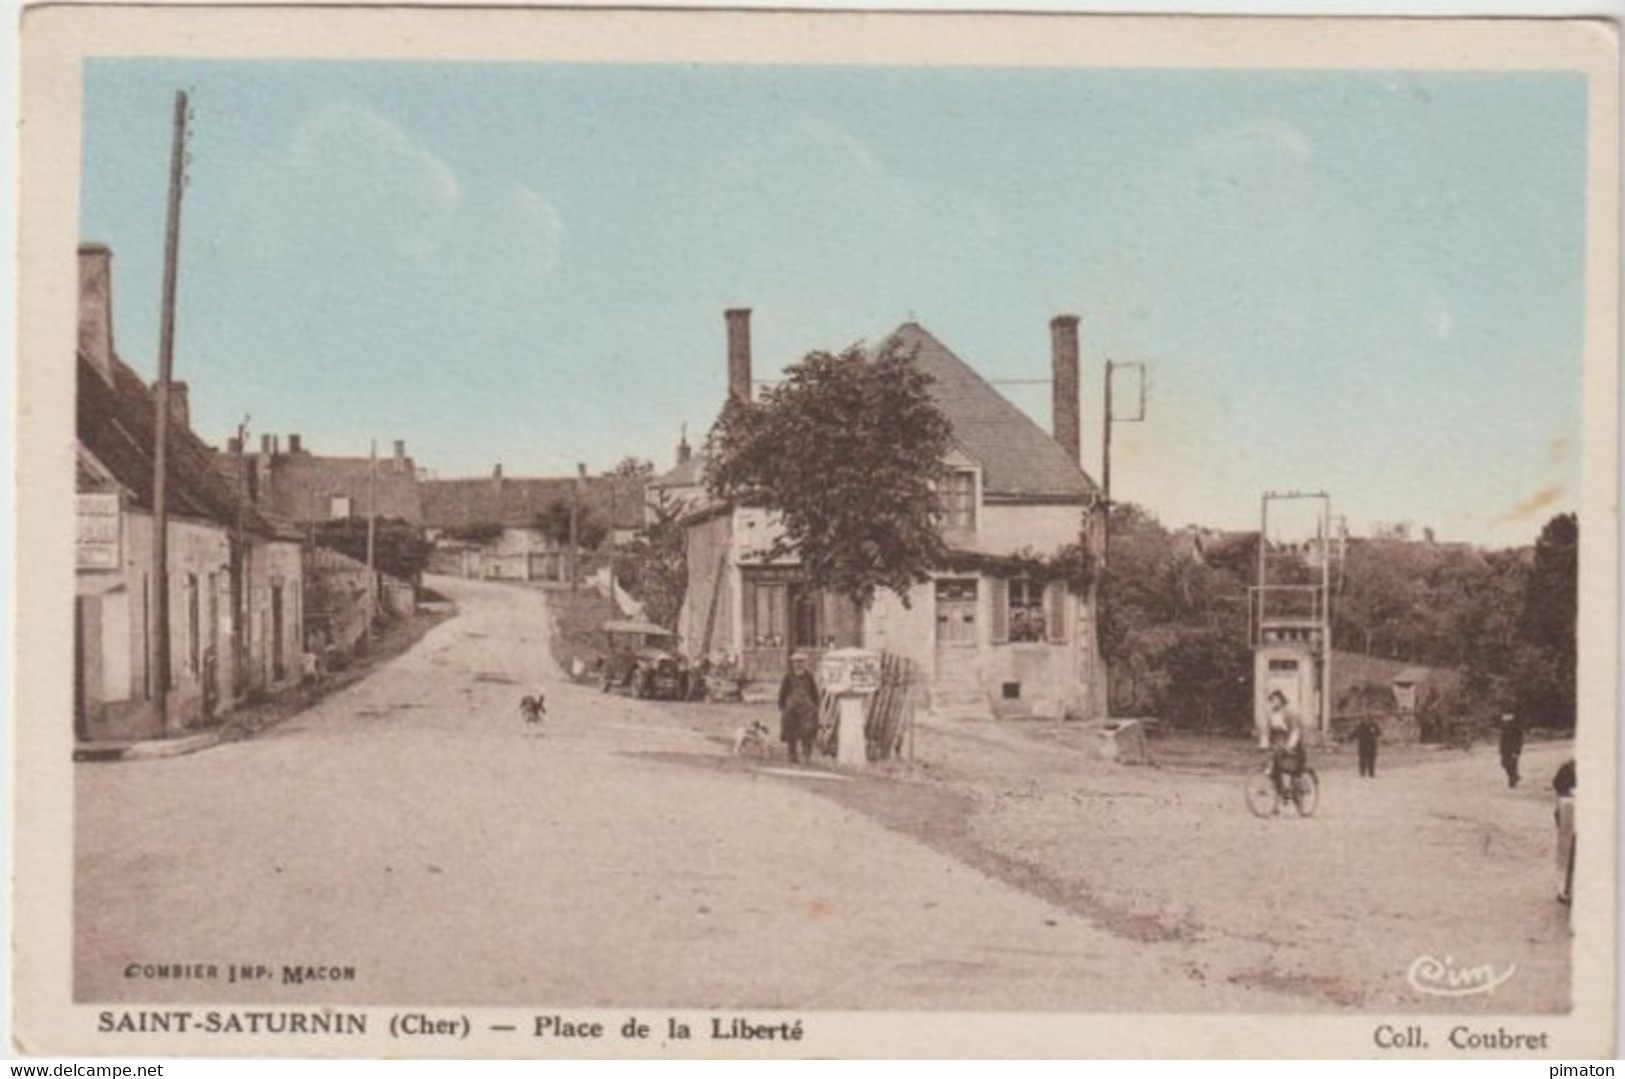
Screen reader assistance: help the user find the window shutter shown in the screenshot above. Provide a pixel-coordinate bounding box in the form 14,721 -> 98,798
990,577 -> 1009,644
741,581 -> 758,647
1047,581 -> 1067,644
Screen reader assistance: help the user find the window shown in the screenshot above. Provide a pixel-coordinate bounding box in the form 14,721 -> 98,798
935,579 -> 978,645
939,470 -> 976,532
329,495 -> 353,519
742,579 -> 788,649
991,579 -> 1068,644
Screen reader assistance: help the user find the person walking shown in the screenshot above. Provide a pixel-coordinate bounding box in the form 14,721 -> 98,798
778,653 -> 820,764
1352,717 -> 1381,778
1497,712 -> 1525,788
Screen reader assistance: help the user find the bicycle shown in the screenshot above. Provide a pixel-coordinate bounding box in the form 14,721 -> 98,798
1245,755 -> 1319,818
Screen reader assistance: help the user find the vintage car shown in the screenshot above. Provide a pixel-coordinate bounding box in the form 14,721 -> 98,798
599,620 -> 692,701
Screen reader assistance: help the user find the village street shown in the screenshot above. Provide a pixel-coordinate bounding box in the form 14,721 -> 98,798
75,575 -> 1572,1015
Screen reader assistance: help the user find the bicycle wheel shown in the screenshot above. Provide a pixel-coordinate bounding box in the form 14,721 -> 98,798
1245,770 -> 1280,817
1292,769 -> 1319,817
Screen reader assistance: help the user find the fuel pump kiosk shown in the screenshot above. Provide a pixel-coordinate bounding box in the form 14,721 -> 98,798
818,647 -> 881,768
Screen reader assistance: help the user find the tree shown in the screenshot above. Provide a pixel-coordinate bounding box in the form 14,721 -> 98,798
1513,513 -> 1578,728
616,491 -> 688,629
311,517 -> 433,584
533,497 -> 608,551
704,340 -> 954,608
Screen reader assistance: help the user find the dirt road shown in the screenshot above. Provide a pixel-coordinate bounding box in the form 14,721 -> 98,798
77,575 -> 1293,1011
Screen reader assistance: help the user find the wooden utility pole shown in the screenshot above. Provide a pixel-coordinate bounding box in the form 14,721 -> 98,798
570,463 -> 584,592
1099,359 -> 1146,718
367,439 -> 378,571
150,89 -> 189,735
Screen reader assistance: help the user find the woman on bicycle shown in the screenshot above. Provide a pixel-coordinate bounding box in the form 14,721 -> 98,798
1265,690 -> 1307,797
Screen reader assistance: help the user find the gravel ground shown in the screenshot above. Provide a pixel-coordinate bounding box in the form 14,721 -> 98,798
663,699 -> 1575,1013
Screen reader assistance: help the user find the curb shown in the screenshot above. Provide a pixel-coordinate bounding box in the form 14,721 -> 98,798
73,729 -> 228,763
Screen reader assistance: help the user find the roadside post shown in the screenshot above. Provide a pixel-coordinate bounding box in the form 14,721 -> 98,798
818,648 -> 881,768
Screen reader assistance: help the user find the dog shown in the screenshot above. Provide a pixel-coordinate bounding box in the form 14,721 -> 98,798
520,694 -> 547,726
731,719 -> 771,759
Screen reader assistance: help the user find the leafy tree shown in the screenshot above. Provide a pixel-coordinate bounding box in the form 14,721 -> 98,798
615,491 -> 688,629
533,497 -> 608,551
704,340 -> 953,608
441,521 -> 506,545
311,517 -> 433,584
1513,513 -> 1578,728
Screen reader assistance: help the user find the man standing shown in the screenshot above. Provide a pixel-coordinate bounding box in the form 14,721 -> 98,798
778,653 -> 820,764
1498,712 -> 1525,788
1352,717 -> 1381,778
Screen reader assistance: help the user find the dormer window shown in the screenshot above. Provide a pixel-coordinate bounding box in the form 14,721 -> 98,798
940,469 -> 976,532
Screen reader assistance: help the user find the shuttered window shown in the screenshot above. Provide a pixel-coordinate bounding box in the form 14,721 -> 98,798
989,578 -> 1009,643
1046,581 -> 1068,644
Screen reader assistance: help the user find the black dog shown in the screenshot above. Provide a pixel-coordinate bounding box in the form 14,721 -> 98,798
520,694 -> 547,726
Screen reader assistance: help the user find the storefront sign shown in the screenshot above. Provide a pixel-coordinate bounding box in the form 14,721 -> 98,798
819,648 -> 881,694
76,494 -> 121,570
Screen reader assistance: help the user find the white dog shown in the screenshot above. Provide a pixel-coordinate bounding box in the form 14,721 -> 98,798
731,719 -> 771,759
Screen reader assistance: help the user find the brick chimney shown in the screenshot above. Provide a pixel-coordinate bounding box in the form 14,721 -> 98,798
393,440 -> 406,474
260,434 -> 273,456
288,433 -> 303,455
726,308 -> 752,404
77,244 -> 116,384
1050,315 -> 1081,466
163,380 -> 190,430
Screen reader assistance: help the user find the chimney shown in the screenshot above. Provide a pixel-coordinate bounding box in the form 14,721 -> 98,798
492,463 -> 503,480
227,436 -> 242,455
260,434 -> 273,456
288,433 -> 302,455
161,380 -> 190,430
393,440 -> 406,473
1050,314 -> 1081,466
77,244 -> 116,384
725,308 -> 752,404
271,435 -> 281,456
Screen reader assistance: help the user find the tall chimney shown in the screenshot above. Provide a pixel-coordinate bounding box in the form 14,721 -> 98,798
77,244 -> 116,383
492,463 -> 503,480
260,434 -> 273,456
725,308 -> 752,405
1050,315 -> 1081,465
159,380 -> 190,430
288,433 -> 303,455
393,440 -> 406,473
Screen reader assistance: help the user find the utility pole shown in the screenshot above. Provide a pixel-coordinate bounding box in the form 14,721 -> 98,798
150,89 -> 190,736
570,463 -> 584,592
367,439 -> 378,572
366,439 -> 378,639
1099,359 -> 1146,718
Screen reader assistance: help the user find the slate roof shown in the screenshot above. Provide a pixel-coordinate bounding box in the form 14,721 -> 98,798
256,452 -> 425,525
881,323 -> 1097,503
76,351 -> 275,534
420,475 -> 646,531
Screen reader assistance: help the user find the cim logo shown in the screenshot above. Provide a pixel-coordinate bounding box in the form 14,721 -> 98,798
1407,955 -> 1516,998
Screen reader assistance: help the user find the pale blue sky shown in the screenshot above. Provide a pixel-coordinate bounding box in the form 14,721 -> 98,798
80,61 -> 1587,545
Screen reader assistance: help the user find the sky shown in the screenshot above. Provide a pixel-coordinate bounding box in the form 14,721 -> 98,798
79,60 -> 1589,546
